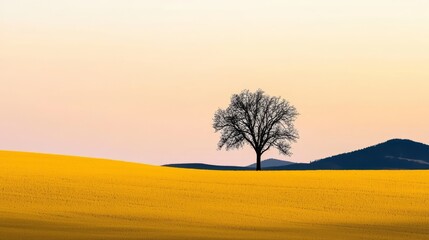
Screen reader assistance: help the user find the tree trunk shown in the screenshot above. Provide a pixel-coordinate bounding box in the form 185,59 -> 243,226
256,152 -> 262,171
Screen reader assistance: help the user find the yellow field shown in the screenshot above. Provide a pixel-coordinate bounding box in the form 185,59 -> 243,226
0,151 -> 428,240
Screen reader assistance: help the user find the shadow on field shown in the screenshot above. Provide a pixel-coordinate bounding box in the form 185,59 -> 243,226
1,214 -> 428,240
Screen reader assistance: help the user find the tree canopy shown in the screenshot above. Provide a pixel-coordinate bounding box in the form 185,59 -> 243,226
213,89 -> 299,170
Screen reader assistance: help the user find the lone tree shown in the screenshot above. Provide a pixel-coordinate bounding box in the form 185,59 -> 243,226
213,89 -> 299,170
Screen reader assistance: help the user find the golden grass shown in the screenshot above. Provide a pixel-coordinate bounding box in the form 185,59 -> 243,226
0,151 -> 428,240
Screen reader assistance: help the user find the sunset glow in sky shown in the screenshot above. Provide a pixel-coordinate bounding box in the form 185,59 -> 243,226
1,1 -> 429,165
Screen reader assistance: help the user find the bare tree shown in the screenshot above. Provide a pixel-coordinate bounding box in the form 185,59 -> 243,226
213,89 -> 299,170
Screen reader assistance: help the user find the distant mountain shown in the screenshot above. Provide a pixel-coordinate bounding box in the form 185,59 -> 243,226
164,158 -> 294,170
164,139 -> 429,171
272,139 -> 429,170
247,158 -> 294,169
163,163 -> 248,170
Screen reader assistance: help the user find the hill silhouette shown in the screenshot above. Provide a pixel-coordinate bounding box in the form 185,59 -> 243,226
165,139 -> 429,170
164,159 -> 293,170
272,139 -> 429,170
247,158 -> 294,168
163,163 -> 248,170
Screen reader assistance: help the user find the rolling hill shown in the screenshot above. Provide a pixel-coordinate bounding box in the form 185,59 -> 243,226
274,139 -> 429,170
166,139 -> 429,170
1,150 -> 429,239
246,158 -> 295,168
164,158 -> 294,170
163,163 -> 248,170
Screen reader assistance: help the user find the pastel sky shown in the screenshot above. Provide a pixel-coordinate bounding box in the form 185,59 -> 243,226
1,1 -> 428,166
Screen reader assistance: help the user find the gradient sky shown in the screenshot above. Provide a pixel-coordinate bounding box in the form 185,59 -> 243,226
1,1 -> 428,166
